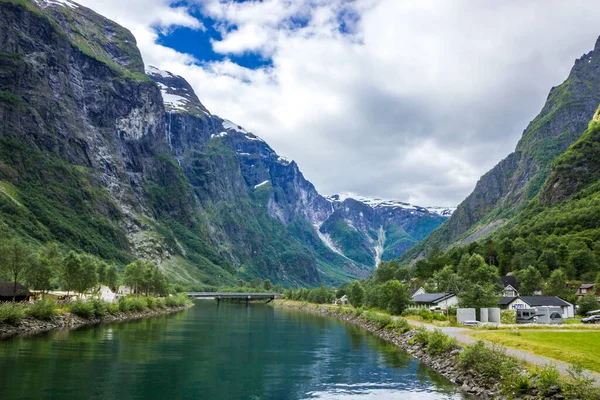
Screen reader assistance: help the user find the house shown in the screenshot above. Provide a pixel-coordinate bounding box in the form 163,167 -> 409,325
118,286 -> 133,295
499,276 -> 520,297
412,293 -> 458,310
411,287 -> 426,297
98,285 -> 116,303
498,296 -> 575,318
0,281 -> 31,302
576,284 -> 599,300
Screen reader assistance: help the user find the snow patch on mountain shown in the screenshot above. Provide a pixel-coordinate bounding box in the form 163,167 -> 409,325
254,180 -> 270,189
36,0 -> 78,9
326,193 -> 455,217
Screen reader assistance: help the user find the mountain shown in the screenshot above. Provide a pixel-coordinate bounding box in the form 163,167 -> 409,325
399,36 -> 600,264
0,0 -> 450,287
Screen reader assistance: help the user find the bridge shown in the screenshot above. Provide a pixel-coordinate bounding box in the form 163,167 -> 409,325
186,292 -> 282,304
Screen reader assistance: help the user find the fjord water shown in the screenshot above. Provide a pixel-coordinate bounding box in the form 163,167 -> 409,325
0,302 -> 465,400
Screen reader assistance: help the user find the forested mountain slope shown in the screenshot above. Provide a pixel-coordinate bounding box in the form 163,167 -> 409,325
0,0 -> 449,287
400,36 -> 600,264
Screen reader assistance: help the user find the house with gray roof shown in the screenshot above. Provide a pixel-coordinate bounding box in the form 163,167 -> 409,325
412,293 -> 458,310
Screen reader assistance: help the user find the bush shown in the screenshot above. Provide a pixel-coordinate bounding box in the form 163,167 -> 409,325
26,299 -> 57,320
146,297 -> 157,310
426,329 -> 458,356
389,318 -> 411,333
353,306 -> 364,317
129,297 -> 148,312
412,326 -> 430,346
419,308 -> 434,322
502,371 -> 532,397
501,310 -> 516,324
562,362 -> 600,400
0,302 -> 26,325
107,302 -> 120,315
118,296 -> 131,312
155,298 -> 166,309
70,299 -> 95,319
90,298 -> 107,317
363,311 -> 393,329
458,341 -> 520,382
536,365 -> 561,397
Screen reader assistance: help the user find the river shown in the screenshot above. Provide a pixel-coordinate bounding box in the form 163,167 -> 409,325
0,301 -> 466,399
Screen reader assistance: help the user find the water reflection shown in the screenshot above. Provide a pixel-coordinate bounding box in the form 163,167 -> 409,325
0,302 -> 466,400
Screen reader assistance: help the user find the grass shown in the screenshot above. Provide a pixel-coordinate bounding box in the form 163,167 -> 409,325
470,331 -> 600,373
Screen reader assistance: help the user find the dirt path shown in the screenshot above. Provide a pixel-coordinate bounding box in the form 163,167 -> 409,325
405,319 -> 600,385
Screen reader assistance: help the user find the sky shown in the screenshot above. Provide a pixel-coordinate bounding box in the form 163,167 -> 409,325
75,0 -> 600,207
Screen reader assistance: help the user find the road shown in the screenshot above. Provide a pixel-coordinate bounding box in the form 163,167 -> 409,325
405,319 -> 600,385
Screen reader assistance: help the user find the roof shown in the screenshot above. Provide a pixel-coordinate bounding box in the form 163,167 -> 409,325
500,276 -> 520,290
413,293 -> 455,304
0,281 -> 31,297
520,296 -> 572,307
579,283 -> 595,290
498,296 -> 518,306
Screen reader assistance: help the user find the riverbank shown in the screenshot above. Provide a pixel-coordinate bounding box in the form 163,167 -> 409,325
0,303 -> 193,340
274,300 -> 600,400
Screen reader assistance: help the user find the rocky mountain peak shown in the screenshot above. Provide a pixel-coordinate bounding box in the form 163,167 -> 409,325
146,66 -> 210,117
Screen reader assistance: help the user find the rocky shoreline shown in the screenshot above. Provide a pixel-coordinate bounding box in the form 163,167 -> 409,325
0,304 -> 193,340
275,301 -> 506,399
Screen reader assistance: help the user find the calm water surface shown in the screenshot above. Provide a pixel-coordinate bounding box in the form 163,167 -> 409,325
0,301 -> 466,400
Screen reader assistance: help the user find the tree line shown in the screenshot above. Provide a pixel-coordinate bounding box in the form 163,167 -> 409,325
0,239 -> 171,302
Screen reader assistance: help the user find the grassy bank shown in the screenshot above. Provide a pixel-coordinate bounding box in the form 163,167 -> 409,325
0,293 -> 192,325
470,331 -> 600,374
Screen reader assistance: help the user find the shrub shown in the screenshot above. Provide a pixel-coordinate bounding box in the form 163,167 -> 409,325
389,318 -> 411,333
129,297 -> 148,312
419,308 -> 434,322
0,302 -> 26,325
155,298 -> 166,309
458,341 -> 520,382
107,302 -> 120,315
432,313 -> 448,321
26,299 -> 57,320
535,365 -> 561,397
412,326 -> 430,346
146,297 -> 157,310
70,299 -> 95,319
501,310 -> 516,324
501,371 -> 532,397
562,362 -> 600,400
90,298 -> 107,317
118,296 -> 131,312
426,329 -> 458,356
363,311 -> 393,329
353,306 -> 364,317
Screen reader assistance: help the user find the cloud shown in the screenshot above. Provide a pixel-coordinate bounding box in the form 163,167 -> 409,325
76,0 -> 600,206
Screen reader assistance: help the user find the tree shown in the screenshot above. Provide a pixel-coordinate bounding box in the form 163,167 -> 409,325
374,261 -> 397,283
336,283 -> 348,298
578,294 -> 600,316
515,266 -> 544,296
545,269 -> 570,298
123,259 -> 148,294
106,265 -> 119,291
77,254 -> 99,295
381,280 -> 410,315
0,240 -> 35,302
263,279 -> 272,291
595,271 -> 600,288
569,248 -> 595,279
431,265 -> 460,293
61,251 -> 82,295
458,283 -> 499,309
347,281 -> 365,307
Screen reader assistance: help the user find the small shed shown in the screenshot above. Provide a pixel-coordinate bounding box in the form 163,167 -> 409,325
412,293 -> 458,310
0,281 -> 31,302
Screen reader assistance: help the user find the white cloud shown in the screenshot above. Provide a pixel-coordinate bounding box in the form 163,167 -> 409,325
76,0 -> 600,206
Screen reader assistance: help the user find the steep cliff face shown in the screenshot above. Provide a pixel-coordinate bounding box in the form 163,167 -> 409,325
0,0 -> 449,287
399,36 -> 600,263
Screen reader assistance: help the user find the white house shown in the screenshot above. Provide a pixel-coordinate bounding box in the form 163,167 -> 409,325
499,296 -> 575,318
412,293 -> 458,310
411,287 -> 426,297
499,276 -> 520,297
